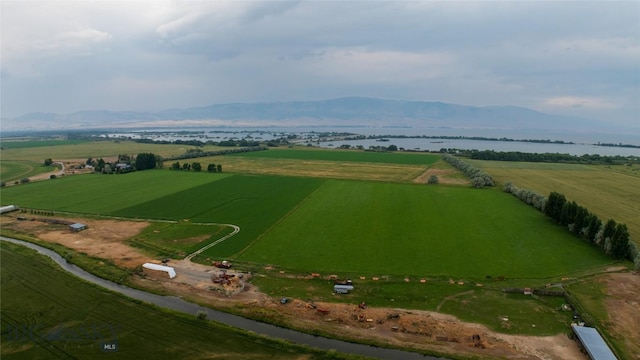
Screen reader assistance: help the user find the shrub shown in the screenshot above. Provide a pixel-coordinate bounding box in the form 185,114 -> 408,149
196,310 -> 208,321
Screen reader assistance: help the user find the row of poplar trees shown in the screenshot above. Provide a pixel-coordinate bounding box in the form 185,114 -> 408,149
545,192 -> 631,261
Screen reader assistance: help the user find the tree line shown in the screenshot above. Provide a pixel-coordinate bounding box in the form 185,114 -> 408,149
503,184 -> 638,267
344,134 -> 575,144
134,138 -> 277,148
442,149 -> 639,165
164,146 -> 268,161
170,161 -> 222,173
442,154 -> 495,188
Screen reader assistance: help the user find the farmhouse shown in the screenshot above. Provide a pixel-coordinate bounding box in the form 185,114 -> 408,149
69,223 -> 88,232
142,263 -> 176,279
572,325 -> 617,360
0,205 -> 20,214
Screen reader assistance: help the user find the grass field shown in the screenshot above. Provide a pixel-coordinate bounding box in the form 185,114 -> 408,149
0,171 -> 614,278
0,161 -> 57,183
471,160 -> 640,244
0,140 -> 88,149
231,148 -> 440,165
0,242 -> 359,360
0,170 -> 232,214
113,174 -> 325,257
127,222 -> 234,258
236,180 -> 613,278
0,140 -> 219,162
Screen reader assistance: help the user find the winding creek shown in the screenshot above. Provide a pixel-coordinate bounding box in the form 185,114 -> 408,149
1,236 -> 442,360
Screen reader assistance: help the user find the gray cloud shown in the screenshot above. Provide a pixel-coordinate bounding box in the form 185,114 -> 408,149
1,1 -> 638,127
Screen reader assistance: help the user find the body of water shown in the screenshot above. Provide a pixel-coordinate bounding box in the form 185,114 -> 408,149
101,126 -> 640,157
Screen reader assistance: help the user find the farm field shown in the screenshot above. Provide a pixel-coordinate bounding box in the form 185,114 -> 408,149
0,242 -> 358,360
471,160 -> 640,245
1,143 -> 636,358
230,147 -> 441,165
0,139 -> 88,149
205,155 -> 428,182
236,179 -> 613,278
0,140 -> 226,162
0,170 -> 614,278
0,170 -> 232,215
0,160 -> 57,183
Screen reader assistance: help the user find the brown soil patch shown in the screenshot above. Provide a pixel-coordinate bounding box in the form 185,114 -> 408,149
2,215 -> 151,269
600,272 -> 640,359
413,168 -> 469,185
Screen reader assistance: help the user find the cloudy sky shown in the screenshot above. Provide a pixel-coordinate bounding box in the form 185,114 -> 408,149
1,1 -> 638,126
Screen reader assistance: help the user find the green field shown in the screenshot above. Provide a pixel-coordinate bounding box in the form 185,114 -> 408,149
0,170 -> 231,214
0,140 -> 217,161
127,222 -> 234,258
0,242 -> 360,360
236,179 -> 612,278
231,148 -> 440,165
0,170 -> 613,278
0,139 -> 88,149
471,160 -> 640,244
0,161 -> 57,183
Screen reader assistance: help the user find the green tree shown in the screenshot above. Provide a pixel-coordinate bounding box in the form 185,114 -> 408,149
207,164 -> 217,172
192,162 -> 202,172
171,161 -> 181,170
217,164 -> 222,173
610,223 -> 630,260
182,163 -> 191,171
427,175 -> 439,184
135,153 -> 158,170
601,219 -> 617,252
44,158 -> 53,166
584,214 -> 602,244
545,192 -> 566,223
96,158 -> 106,172
471,177 -> 484,188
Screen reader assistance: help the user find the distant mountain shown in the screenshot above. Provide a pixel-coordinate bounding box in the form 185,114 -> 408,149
1,97 -> 610,131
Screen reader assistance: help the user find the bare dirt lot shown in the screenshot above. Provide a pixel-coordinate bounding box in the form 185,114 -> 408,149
600,272 -> 640,359
1,214 -> 593,359
2,215 -> 151,268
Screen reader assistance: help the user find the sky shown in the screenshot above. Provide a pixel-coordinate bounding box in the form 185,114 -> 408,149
1,1 -> 639,127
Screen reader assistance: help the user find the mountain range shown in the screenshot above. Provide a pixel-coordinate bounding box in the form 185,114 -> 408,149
1,97 -> 612,132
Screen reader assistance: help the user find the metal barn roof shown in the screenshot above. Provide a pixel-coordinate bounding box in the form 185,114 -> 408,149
572,325 -> 617,360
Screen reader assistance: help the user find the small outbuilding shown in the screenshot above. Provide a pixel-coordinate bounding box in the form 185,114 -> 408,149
0,205 -> 19,214
69,223 -> 88,232
142,263 -> 176,279
572,325 -> 617,360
